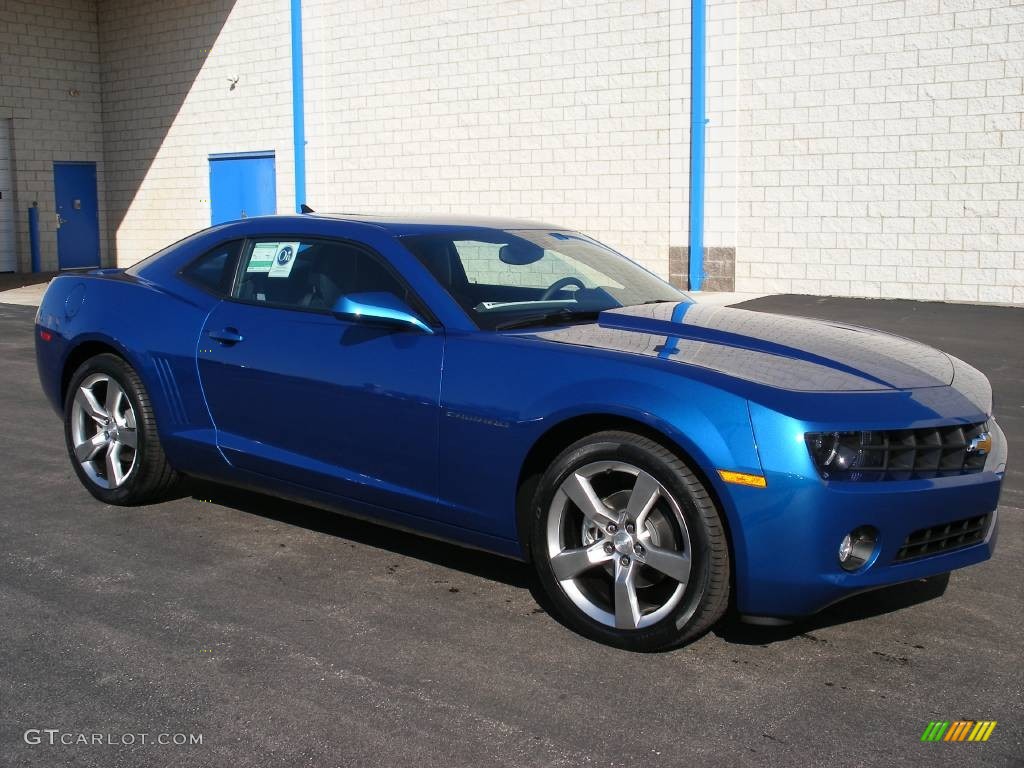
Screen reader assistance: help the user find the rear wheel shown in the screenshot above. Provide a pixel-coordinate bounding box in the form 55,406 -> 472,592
64,353 -> 178,505
530,431 -> 730,651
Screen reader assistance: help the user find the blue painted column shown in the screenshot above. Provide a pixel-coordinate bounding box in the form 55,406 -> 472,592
290,0 -> 307,213
688,0 -> 707,291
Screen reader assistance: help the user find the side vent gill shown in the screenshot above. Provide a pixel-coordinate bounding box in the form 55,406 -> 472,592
152,356 -> 187,426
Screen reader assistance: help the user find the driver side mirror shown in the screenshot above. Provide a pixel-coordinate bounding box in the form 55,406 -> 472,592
332,292 -> 434,334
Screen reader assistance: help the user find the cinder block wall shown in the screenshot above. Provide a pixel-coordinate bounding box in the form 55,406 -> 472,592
0,0 -> 106,271
302,0 -> 679,276
98,0 -> 295,267
709,0 -> 1024,303
7,0 -> 1020,304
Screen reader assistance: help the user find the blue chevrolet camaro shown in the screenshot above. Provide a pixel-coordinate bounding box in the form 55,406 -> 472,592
35,214 -> 1007,650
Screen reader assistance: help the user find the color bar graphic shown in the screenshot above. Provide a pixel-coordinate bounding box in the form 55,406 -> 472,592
921,720 -> 996,742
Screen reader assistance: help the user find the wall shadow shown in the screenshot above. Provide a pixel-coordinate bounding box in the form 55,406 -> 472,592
98,0 -> 237,265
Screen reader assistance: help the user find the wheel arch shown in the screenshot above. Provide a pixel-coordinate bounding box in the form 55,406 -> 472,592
514,412 -> 736,573
60,338 -> 133,414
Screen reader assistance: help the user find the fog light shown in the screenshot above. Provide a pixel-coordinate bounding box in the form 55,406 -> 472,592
838,526 -> 878,571
838,535 -> 853,562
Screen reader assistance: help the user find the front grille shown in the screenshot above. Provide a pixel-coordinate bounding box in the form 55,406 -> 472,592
805,422 -> 990,481
894,514 -> 990,562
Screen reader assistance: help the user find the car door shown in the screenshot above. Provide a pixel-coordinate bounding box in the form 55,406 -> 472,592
196,236 -> 444,518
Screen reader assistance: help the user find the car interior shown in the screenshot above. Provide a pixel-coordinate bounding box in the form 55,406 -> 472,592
235,241 -> 412,311
409,237 -> 596,309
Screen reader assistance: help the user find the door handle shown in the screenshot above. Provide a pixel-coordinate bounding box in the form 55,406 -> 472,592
208,327 -> 244,344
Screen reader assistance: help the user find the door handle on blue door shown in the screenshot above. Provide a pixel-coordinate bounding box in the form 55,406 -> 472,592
208,328 -> 244,344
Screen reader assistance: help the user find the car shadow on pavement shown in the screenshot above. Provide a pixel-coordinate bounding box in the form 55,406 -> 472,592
186,479 -> 535,590
713,572 -> 951,645
184,479 -> 640,644
185,479 -> 952,650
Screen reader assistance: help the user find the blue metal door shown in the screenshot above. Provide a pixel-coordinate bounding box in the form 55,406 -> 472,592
53,162 -> 100,269
209,152 -> 276,224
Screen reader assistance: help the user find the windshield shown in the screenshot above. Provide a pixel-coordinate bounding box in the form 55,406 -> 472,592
401,229 -> 686,330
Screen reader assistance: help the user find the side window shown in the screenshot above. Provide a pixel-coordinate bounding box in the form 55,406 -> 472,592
232,238 -> 414,312
180,240 -> 243,295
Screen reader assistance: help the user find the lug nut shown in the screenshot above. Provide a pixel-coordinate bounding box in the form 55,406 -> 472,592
620,556 -> 631,567
633,543 -> 644,555
606,523 -> 617,534
603,543 -> 614,555
625,522 -> 635,534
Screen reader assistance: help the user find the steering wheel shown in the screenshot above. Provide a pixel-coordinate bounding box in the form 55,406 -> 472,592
540,277 -> 585,301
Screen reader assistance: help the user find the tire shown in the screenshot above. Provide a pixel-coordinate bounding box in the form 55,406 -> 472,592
529,431 -> 730,651
63,353 -> 179,505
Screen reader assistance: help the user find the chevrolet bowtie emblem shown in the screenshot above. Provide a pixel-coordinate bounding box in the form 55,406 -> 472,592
966,433 -> 992,456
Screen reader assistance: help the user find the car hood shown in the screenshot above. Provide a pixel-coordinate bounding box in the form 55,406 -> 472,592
530,302 -> 954,392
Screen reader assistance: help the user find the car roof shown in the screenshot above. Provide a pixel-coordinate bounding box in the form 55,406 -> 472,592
315,212 -> 567,232
209,212 -> 570,237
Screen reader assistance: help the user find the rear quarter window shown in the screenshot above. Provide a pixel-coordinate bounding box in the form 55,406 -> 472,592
180,241 -> 243,295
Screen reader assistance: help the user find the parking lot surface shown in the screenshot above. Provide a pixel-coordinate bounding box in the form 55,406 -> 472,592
1,296 -> 1021,767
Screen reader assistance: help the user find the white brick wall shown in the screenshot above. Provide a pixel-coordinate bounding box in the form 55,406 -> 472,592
4,0 -> 1021,303
709,0 -> 1024,303
98,0 -> 295,266
302,0 -> 676,274
0,0 -> 106,271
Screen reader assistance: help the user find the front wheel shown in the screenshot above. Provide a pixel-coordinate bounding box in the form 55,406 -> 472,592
63,353 -> 179,505
530,431 -> 730,651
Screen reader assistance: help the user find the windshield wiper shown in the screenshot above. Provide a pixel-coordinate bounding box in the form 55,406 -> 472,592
494,309 -> 601,331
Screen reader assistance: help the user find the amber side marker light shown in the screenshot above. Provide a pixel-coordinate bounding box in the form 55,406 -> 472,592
718,470 -> 767,488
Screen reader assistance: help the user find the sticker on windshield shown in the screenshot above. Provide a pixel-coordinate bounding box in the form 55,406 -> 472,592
267,242 -> 300,278
246,242 -> 278,273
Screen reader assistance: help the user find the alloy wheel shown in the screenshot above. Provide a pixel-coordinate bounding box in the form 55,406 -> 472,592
70,373 -> 139,489
545,461 -> 693,630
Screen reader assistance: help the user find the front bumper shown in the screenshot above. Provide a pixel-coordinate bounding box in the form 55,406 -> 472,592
728,406 -> 1006,618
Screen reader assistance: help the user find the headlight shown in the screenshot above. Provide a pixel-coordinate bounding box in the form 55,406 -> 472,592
805,431 -> 887,480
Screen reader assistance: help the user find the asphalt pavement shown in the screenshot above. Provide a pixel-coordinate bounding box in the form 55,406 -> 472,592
1,296 -> 1021,768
